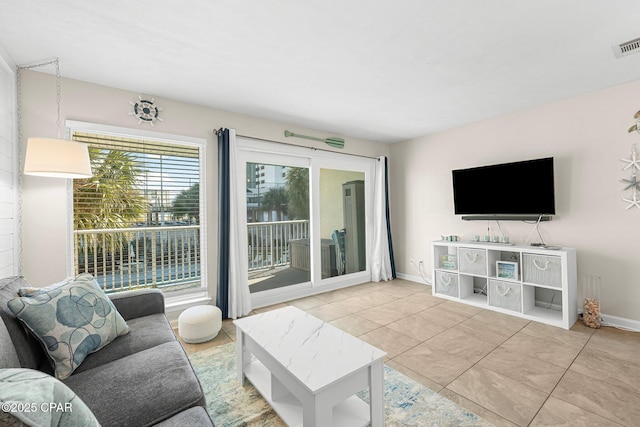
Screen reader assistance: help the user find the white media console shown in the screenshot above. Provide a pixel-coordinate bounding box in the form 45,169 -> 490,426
432,241 -> 577,329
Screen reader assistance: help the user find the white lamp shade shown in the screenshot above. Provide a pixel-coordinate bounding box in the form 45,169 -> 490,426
24,137 -> 92,178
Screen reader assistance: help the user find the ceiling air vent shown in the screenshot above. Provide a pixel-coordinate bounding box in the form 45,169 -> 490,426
613,37 -> 640,58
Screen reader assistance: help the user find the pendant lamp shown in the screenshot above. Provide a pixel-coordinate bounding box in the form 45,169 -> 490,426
21,58 -> 92,179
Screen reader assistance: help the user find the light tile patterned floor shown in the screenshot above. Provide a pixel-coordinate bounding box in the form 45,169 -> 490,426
177,279 -> 640,427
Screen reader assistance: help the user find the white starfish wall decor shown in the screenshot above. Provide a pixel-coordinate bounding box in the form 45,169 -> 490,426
623,191 -> 640,210
623,115 -> 640,211
620,144 -> 640,171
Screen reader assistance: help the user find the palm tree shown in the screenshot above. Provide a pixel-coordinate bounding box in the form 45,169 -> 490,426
285,167 -> 309,220
261,187 -> 288,221
172,183 -> 199,222
73,148 -> 148,269
74,148 -> 148,230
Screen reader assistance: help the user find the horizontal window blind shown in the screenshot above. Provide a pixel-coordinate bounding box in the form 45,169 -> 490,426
72,132 -> 200,229
72,131 -> 203,294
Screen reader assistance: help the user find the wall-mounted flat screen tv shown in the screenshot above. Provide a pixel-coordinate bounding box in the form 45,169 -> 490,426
452,157 -> 556,216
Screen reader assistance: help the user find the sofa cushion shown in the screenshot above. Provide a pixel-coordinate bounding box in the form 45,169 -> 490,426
0,316 -> 20,369
108,289 -> 166,321
0,368 -> 100,427
63,341 -> 205,427
7,274 -> 129,379
0,276 -> 46,370
73,313 -> 177,374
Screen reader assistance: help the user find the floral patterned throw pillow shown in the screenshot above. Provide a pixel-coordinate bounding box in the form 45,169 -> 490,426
7,274 -> 129,379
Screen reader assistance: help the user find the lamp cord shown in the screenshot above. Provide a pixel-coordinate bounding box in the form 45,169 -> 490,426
15,57 -> 61,274
16,67 -> 23,275
54,60 -> 61,139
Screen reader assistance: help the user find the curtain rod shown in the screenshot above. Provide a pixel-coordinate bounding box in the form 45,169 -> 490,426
214,129 -> 380,161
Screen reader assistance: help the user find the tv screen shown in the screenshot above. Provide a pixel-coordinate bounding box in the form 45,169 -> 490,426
452,157 -> 556,216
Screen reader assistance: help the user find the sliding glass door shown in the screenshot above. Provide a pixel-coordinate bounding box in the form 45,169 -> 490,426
237,138 -> 374,306
237,149 -> 312,297
246,160 -> 311,294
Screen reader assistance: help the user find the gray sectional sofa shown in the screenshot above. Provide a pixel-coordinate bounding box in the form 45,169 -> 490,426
0,276 -> 214,426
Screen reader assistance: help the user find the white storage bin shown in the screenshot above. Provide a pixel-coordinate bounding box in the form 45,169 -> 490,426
522,254 -> 562,288
459,248 -> 487,276
435,271 -> 459,297
489,280 -> 522,312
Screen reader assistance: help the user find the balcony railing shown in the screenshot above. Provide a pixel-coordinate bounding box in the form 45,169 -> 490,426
75,221 -> 308,292
248,220 -> 309,271
74,225 -> 201,293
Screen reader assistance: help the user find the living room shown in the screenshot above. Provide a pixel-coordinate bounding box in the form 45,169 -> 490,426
1,2 -> 640,427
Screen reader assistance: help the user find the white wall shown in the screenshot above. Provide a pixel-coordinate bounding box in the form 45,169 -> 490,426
19,70 -> 390,303
0,48 -> 17,278
390,79 -> 640,322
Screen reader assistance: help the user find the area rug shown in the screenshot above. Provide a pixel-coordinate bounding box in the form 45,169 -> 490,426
189,342 -> 493,427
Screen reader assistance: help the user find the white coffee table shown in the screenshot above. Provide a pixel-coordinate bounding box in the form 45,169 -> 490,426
233,306 -> 386,427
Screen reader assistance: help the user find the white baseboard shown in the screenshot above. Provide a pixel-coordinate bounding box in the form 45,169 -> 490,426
601,313 -> 640,332
396,272 -> 431,285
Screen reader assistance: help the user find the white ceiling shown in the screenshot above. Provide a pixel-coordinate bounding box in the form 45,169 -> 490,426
1,1 -> 640,143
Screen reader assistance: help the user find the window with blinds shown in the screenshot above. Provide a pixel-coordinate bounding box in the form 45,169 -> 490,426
71,131 -> 204,295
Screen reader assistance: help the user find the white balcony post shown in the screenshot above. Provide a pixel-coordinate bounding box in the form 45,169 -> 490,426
269,223 -> 274,270
151,230 -> 157,285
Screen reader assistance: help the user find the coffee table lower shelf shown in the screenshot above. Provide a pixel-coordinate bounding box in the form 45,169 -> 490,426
244,360 -> 370,427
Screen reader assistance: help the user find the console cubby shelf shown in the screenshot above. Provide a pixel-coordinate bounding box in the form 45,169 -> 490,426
432,241 -> 577,329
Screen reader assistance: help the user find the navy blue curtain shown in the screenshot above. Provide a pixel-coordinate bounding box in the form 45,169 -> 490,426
217,128 -> 230,319
384,157 -> 397,278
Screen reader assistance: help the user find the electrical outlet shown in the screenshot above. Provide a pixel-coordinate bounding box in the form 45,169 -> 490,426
410,258 -> 414,265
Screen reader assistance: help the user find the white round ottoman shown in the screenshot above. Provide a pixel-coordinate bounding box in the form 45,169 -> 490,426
178,305 -> 222,343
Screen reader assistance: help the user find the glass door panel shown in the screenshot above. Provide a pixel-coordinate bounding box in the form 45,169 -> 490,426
319,168 -> 366,278
246,162 -> 311,293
